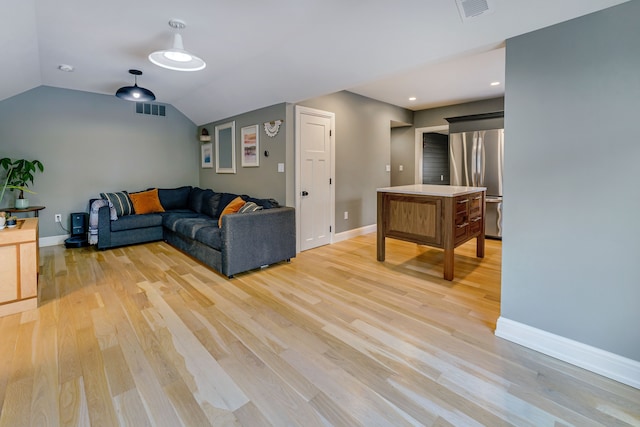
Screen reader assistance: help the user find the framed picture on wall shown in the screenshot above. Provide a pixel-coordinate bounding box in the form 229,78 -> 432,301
215,121 -> 236,173
241,124 -> 259,167
201,143 -> 213,168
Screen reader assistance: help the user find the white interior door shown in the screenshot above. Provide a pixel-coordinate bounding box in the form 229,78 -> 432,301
296,107 -> 334,251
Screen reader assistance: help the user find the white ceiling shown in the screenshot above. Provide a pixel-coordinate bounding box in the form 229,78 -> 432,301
0,0 -> 629,125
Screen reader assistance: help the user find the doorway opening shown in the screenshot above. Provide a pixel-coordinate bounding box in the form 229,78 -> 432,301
414,125 -> 449,184
422,132 -> 450,185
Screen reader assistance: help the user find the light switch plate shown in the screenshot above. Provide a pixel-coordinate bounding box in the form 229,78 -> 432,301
278,163 -> 285,173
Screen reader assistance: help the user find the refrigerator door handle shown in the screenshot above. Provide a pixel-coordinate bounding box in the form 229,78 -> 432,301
497,201 -> 502,236
479,134 -> 486,187
471,133 -> 478,187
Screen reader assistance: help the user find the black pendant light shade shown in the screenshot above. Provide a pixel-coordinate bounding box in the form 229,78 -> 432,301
115,69 -> 156,102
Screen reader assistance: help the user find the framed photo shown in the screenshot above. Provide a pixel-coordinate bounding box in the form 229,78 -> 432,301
241,124 -> 259,167
215,121 -> 236,174
201,143 -> 213,168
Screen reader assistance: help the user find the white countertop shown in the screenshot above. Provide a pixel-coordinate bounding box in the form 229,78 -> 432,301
377,184 -> 486,197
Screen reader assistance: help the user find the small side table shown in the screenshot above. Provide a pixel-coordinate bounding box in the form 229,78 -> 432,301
1,206 -> 46,218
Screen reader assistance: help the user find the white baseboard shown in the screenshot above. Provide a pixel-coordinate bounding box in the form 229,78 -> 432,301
334,224 -> 376,243
39,234 -> 69,247
495,317 -> 640,390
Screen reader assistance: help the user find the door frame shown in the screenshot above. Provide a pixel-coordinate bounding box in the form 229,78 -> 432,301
295,105 -> 336,252
414,125 -> 449,184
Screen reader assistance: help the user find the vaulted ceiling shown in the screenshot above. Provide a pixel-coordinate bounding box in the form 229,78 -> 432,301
0,0 -> 628,125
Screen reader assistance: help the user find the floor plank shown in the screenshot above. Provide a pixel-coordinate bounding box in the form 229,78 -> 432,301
0,235 -> 637,426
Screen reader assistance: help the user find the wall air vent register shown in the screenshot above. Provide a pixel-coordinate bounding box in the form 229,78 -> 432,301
136,103 -> 166,117
455,0 -> 493,22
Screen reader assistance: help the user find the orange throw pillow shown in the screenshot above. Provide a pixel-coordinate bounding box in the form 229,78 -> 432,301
218,196 -> 246,227
129,188 -> 165,214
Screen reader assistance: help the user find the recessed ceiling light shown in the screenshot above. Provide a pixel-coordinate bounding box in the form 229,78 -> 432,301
490,81 -> 501,86
58,64 -> 74,72
408,97 -> 417,101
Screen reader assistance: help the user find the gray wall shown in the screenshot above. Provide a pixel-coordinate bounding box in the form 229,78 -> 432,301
198,103 -> 288,205
298,91 -> 413,233
390,98 -> 505,186
390,126 -> 415,186
502,1 -> 640,361
0,86 -> 198,238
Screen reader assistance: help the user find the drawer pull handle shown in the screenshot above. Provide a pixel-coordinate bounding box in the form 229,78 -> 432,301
471,217 -> 482,222
456,222 -> 469,229
474,196 -> 482,200
457,199 -> 469,204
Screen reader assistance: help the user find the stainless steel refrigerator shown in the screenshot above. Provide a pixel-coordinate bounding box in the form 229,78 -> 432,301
449,129 -> 504,238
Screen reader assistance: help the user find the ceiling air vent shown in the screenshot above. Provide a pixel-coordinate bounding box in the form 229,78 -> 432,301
455,0 -> 493,22
136,102 -> 166,117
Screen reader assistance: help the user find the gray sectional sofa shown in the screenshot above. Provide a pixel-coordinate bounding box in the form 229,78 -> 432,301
94,186 -> 296,277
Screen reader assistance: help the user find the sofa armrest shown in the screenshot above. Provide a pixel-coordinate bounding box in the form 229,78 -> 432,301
221,207 -> 296,277
97,205 -> 112,249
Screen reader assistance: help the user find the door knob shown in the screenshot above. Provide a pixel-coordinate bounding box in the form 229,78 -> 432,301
301,191 -> 309,196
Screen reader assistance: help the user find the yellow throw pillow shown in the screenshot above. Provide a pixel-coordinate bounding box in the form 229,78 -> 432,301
129,188 -> 165,215
218,196 -> 246,227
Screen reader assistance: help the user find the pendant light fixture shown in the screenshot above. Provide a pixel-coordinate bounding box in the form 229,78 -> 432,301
148,19 -> 206,72
115,69 -> 156,102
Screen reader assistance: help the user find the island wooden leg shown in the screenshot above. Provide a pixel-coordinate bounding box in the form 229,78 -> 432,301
476,233 -> 485,258
444,248 -> 454,281
377,231 -> 385,261
377,193 -> 385,261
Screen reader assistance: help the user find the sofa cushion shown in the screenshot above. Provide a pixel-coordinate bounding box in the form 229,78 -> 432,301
129,188 -> 165,214
100,191 -> 133,217
162,211 -> 204,232
194,226 -> 222,251
218,196 -> 246,227
215,193 -> 240,217
158,186 -> 192,210
188,187 -> 207,213
174,217 -> 217,239
110,213 -> 163,232
201,191 -> 222,218
238,201 -> 263,213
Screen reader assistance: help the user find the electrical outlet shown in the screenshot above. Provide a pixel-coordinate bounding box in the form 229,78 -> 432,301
344,211 -> 348,220
55,214 -> 62,223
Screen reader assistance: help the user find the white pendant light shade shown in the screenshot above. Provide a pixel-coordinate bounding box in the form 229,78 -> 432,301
149,20 -> 206,72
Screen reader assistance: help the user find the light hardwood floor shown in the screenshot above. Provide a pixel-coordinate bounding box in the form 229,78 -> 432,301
0,235 -> 638,426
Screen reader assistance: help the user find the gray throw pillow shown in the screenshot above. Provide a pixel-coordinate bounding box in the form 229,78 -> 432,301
100,191 -> 133,216
238,201 -> 263,213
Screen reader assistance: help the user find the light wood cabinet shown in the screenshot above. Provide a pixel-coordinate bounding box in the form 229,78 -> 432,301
378,186 -> 485,281
0,218 -> 39,317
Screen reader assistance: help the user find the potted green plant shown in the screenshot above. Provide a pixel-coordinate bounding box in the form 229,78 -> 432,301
0,166 -> 26,222
0,157 -> 44,209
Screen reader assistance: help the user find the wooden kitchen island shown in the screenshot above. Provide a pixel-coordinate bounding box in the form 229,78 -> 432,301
377,184 -> 486,281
